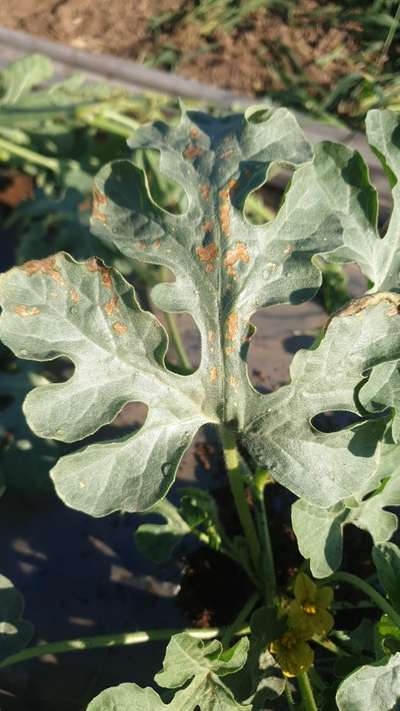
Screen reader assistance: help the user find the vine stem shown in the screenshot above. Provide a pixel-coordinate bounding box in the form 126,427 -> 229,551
297,671 -> 318,711
0,625 -> 250,670
329,572 -> 400,628
219,425 -> 261,573
285,682 -> 295,709
0,137 -> 60,172
252,469 -> 277,605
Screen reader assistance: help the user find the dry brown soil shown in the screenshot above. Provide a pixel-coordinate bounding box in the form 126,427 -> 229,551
0,0 -> 363,97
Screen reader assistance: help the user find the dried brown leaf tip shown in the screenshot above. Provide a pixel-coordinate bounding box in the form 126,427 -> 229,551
337,293 -> 400,318
224,242 -> 250,277
22,256 -> 65,287
92,186 -> 108,224
112,322 -> 128,336
14,305 -> 40,317
196,243 -> 218,273
86,258 -> 112,289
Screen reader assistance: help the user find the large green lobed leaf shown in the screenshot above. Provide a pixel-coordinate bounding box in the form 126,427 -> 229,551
1,107 -> 400,515
87,633 -> 250,710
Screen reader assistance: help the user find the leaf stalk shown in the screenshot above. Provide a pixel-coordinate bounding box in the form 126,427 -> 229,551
219,425 -> 261,575
0,625 -> 250,670
297,670 -> 318,711
329,571 -> 400,628
252,469 -> 277,605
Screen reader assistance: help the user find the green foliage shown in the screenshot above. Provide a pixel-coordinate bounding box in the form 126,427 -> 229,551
292,464 -> 400,578
3,106 -> 400,519
373,542 -> 400,614
135,498 -> 191,563
87,634 -> 250,710
336,652 -> 400,711
3,92 -> 400,709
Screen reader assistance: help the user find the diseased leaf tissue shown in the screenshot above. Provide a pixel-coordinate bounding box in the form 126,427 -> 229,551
0,106 -> 400,518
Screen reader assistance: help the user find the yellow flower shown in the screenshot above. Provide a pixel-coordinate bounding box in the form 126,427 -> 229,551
287,573 -> 334,638
269,629 -> 314,677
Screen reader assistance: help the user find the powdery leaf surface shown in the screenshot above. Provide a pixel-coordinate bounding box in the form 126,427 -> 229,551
1,108 -> 400,514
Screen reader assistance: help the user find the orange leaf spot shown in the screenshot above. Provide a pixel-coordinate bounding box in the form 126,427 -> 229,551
104,296 -> 119,316
22,256 -> 65,287
224,242 -> 250,277
196,243 -> 218,272
14,305 -> 40,317
92,186 -> 107,224
209,367 -> 218,383
112,322 -> 128,336
226,312 -> 238,341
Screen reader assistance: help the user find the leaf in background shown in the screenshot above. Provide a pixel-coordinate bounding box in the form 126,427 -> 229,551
373,542 -> 400,614
135,498 -> 190,563
0,55 -> 125,128
87,633 -> 250,710
359,360 -> 400,443
377,615 -> 400,655
0,574 -> 33,663
179,487 -> 224,550
12,188 -> 132,274
227,606 -> 286,708
292,451 -> 400,578
0,54 -> 53,106
2,109 -> 400,514
336,653 -> 400,711
300,109 -> 400,292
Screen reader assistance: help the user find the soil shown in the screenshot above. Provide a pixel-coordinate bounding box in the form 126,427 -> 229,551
0,0 -> 365,100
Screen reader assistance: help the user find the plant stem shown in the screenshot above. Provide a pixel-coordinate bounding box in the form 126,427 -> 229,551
0,137 -> 60,172
221,592 -> 260,648
297,671 -> 318,711
82,114 -> 132,138
0,625 -> 250,670
329,572 -> 400,628
252,469 -> 277,605
219,425 -> 261,573
285,682 -> 295,709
